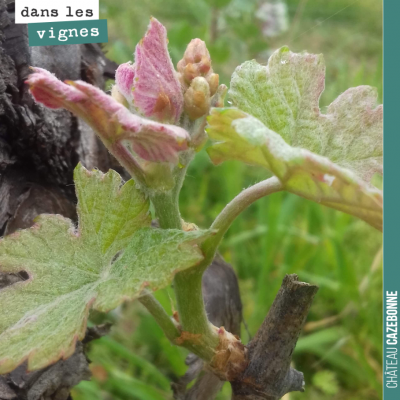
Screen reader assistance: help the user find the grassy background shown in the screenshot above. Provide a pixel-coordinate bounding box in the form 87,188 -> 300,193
72,1 -> 383,399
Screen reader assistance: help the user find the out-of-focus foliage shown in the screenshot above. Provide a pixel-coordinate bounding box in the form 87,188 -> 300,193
73,1 -> 382,399
100,0 -> 290,85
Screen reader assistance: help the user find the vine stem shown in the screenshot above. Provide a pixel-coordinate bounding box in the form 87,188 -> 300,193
198,176 -> 283,272
150,158 -> 220,361
138,292 -> 180,342
151,190 -> 182,230
149,172 -> 283,363
106,113 -> 285,368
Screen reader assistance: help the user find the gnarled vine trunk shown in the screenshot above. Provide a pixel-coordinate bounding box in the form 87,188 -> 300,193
0,2 -> 117,398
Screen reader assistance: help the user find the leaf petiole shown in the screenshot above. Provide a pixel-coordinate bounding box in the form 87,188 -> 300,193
199,176 -> 283,273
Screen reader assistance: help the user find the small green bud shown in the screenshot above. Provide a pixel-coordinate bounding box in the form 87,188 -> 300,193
207,73 -> 219,97
184,77 -> 211,120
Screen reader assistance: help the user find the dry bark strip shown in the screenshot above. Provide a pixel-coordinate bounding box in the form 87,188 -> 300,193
231,275 -> 318,400
176,275 -> 318,400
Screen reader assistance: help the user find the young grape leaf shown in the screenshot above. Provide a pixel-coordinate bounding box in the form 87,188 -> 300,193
0,164 -> 211,374
207,108 -> 382,230
27,68 -> 189,164
228,47 -> 383,183
116,17 -> 184,124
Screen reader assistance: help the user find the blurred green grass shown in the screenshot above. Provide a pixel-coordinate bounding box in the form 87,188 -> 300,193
72,1 -> 383,399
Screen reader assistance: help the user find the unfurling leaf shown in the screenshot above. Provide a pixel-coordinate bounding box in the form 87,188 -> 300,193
116,17 -> 184,124
207,108 -> 382,230
27,68 -> 189,164
0,164 -> 212,373
229,47 -> 383,183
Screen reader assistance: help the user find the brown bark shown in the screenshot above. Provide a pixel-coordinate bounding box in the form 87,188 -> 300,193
0,1 -> 118,398
231,275 -> 318,400
0,0 -> 119,239
175,275 -> 318,400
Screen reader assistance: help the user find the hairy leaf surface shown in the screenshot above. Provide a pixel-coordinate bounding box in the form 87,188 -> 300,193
207,108 -> 382,230
116,17 -> 184,124
27,68 -> 189,164
0,164 -> 211,373
229,47 -> 383,183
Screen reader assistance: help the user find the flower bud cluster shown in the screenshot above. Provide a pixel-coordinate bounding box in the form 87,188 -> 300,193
178,39 -> 220,120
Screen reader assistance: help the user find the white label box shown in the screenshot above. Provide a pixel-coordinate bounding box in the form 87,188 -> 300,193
15,0 -> 99,24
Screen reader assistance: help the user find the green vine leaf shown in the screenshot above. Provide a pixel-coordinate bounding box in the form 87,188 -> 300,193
206,47 -> 383,230
0,164 -> 211,373
228,47 -> 383,183
207,108 -> 382,230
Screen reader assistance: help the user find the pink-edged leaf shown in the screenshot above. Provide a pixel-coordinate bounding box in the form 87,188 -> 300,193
0,164 -> 213,373
207,109 -> 383,231
132,17 -> 183,123
27,68 -> 189,164
229,47 -> 383,184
